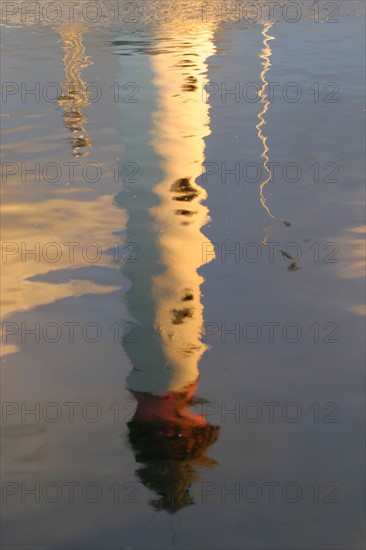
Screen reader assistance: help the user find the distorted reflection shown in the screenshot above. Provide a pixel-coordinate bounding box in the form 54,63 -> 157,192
0,195 -> 123,356
1,18 -> 125,356
121,25 -> 220,512
57,23 -> 92,157
128,383 -> 219,512
257,23 -> 291,245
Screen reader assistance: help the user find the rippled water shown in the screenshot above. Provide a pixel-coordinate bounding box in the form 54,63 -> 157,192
1,1 -> 365,549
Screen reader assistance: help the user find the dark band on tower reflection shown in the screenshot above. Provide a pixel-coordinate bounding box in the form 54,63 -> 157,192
117,26 -> 221,513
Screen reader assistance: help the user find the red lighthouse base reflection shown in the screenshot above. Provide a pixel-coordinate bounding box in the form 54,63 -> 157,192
127,382 -> 220,513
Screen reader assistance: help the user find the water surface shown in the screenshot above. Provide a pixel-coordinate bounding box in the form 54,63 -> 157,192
1,2 -> 365,548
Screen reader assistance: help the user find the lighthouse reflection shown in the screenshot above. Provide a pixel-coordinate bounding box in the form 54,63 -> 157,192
119,24 -> 220,513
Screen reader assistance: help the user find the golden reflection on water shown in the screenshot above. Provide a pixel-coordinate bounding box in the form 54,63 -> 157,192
1,195 -> 124,356
1,19 -> 124,356
123,23 -> 220,513
57,23 -> 92,157
127,27 -> 216,396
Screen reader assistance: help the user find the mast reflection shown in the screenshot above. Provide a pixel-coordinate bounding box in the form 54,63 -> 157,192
257,23 -> 290,244
257,23 -> 277,228
57,23 -> 92,157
